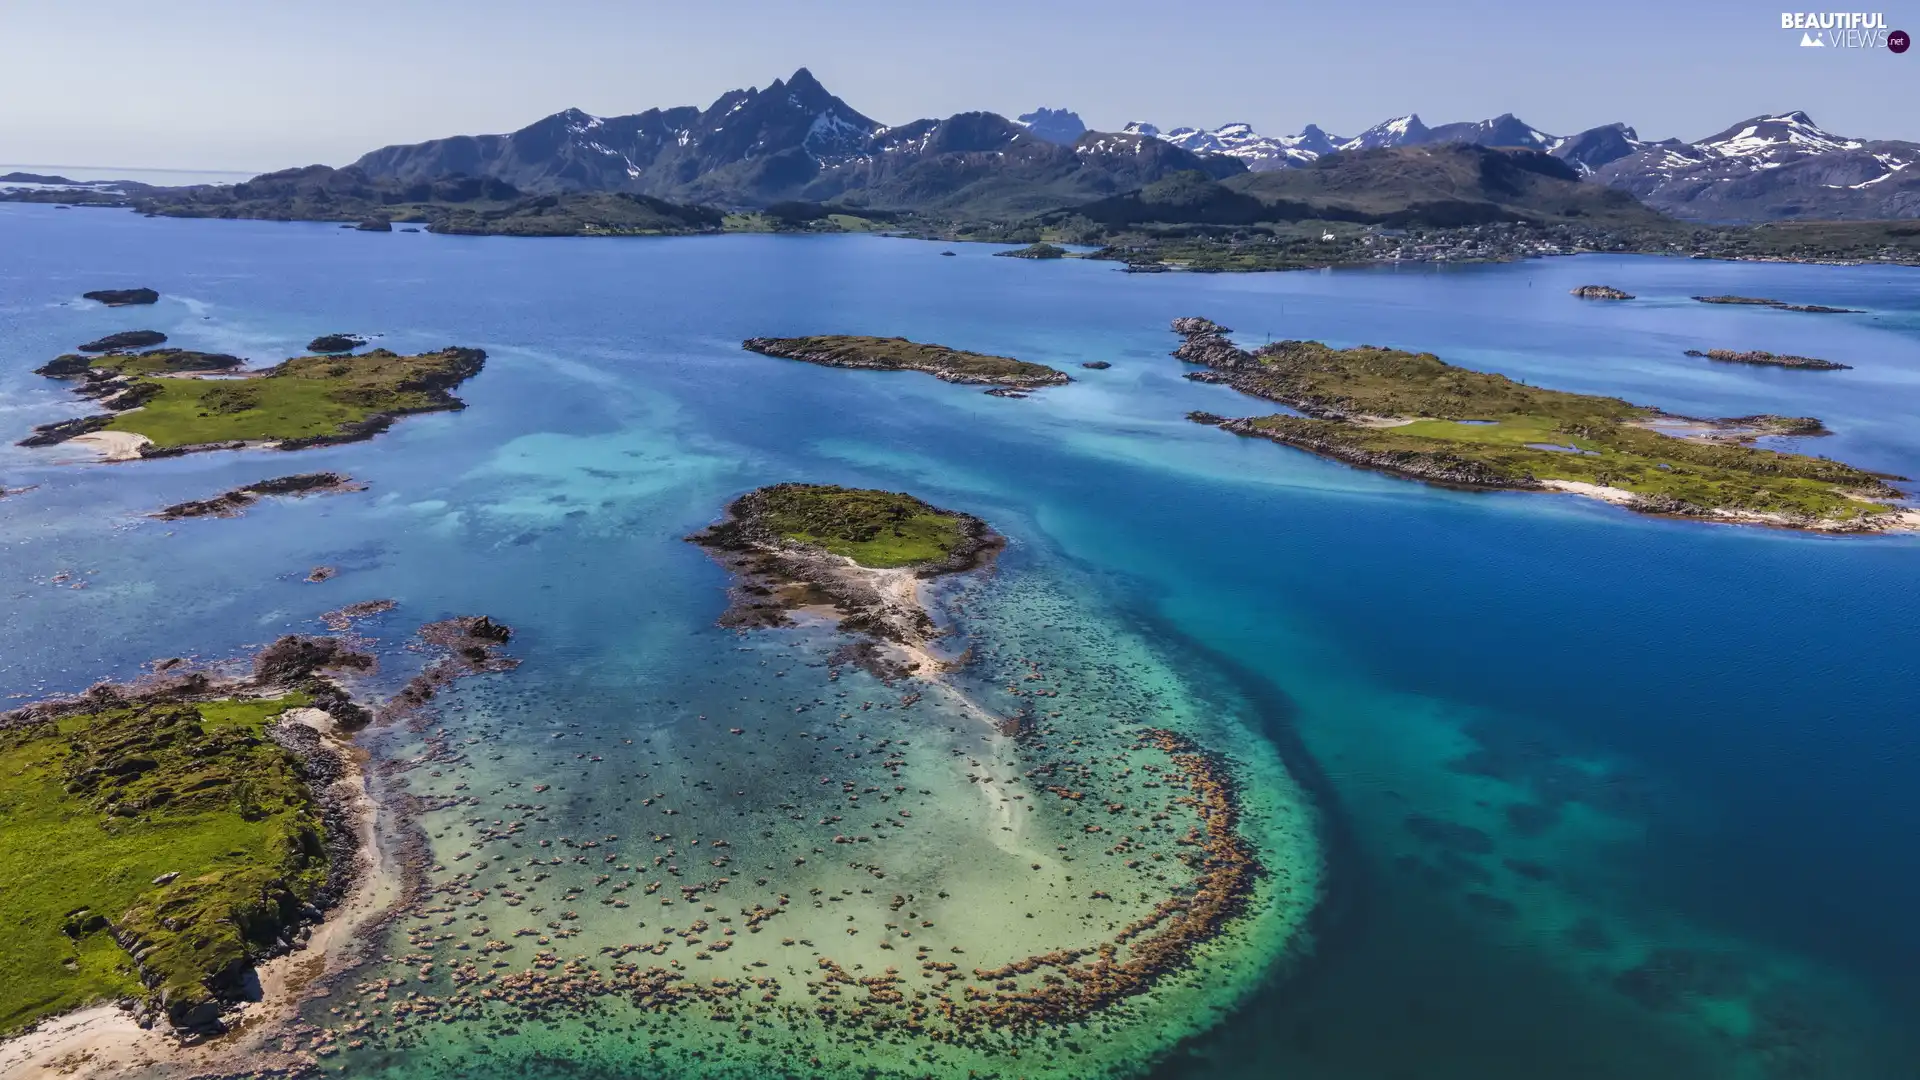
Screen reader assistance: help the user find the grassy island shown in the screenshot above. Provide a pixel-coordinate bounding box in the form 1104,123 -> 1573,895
742,335 -> 1069,388
25,346 -> 485,454
0,694 -> 332,1034
689,484 -> 1001,670
711,483 -> 975,569
1171,318 -> 1910,530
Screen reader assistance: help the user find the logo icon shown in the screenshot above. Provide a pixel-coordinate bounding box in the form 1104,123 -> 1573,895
1801,31 -> 1825,45
1892,29 -> 1912,52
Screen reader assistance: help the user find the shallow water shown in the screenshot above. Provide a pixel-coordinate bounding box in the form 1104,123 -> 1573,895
2,204 -> 1918,1079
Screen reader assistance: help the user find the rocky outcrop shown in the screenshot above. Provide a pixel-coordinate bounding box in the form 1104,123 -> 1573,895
1570,285 -> 1634,300
307,334 -> 367,353
1080,360 -> 1112,369
82,287 -> 159,306
1682,349 -> 1851,370
1170,317 -> 1257,370
79,330 -> 168,352
354,218 -> 393,232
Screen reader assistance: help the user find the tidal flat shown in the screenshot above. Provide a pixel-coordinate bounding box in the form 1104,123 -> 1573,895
1,205 -> 1917,1080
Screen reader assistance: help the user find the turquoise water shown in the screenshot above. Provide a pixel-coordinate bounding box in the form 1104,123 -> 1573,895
2,203 -> 1918,1078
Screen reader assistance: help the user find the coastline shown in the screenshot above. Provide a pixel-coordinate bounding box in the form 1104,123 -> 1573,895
0,704 -> 401,1080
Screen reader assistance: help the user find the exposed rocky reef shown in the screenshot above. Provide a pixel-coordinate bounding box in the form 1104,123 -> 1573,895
742,335 -> 1069,388
1570,285 -> 1634,300
153,472 -> 364,520
1691,295 -> 1862,313
1682,348 -> 1851,370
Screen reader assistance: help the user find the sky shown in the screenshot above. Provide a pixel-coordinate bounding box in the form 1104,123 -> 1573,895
1,0 -> 1914,172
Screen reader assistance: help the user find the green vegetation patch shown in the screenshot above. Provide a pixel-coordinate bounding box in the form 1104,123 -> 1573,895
742,335 -> 1067,386
1232,338 -> 1649,425
722,483 -> 972,568
99,346 -> 484,449
1194,336 -> 1903,522
0,695 -> 327,1034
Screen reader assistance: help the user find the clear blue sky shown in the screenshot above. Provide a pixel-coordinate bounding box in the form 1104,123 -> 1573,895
2,0 -> 1912,171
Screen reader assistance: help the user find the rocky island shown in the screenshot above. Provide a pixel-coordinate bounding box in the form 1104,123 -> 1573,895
1691,295 -> 1862,313
996,241 -> 1069,259
22,344 -> 486,459
1170,317 -> 1914,532
81,288 -> 159,307
1682,348 -> 1852,370
1571,285 -> 1635,300
307,334 -> 367,353
742,335 -> 1069,389
688,483 -> 1002,679
78,330 -> 168,353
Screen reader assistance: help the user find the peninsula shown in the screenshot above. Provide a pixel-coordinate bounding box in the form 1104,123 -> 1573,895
688,483 -> 1002,678
22,345 -> 486,459
1170,317 -> 1914,532
742,335 -> 1069,389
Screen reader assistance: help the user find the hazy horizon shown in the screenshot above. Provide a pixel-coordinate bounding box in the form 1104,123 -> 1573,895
2,0 -> 1911,173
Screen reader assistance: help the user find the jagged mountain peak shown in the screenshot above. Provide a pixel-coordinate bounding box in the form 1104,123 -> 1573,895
1016,107 -> 1089,146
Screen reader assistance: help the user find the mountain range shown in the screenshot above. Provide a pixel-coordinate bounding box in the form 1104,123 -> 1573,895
1120,109 -> 1918,221
349,69 -> 1240,219
133,68 -> 1920,225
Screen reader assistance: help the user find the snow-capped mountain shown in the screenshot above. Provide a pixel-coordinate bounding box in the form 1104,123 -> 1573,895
1548,123 -> 1656,176
1591,111 -> 1920,221
1124,112 -> 1564,168
1015,107 -> 1087,146
1338,115 -> 1430,151
1114,122 -> 1340,171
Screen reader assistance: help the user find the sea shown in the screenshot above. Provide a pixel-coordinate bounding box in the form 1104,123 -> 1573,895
1,201 -> 1917,1080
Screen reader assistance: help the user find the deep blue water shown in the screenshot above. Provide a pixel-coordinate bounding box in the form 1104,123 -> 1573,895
3,203 -> 1918,1079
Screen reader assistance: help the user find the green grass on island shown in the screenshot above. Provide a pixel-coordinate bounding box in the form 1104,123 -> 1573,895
93,347 -> 484,449
1186,335 -> 1905,525
0,694 -> 328,1034
742,334 -> 1068,387
724,483 -> 973,568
